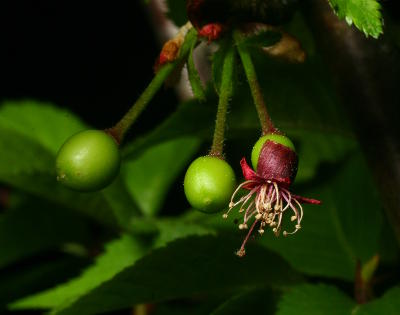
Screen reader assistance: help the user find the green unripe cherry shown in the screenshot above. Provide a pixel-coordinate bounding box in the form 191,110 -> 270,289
56,130 -> 121,192
184,156 -> 236,213
251,133 -> 295,170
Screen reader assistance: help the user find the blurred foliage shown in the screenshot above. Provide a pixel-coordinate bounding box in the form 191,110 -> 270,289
0,1 -> 398,315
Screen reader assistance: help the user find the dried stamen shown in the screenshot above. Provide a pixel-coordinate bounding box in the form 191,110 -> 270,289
225,180 -> 307,256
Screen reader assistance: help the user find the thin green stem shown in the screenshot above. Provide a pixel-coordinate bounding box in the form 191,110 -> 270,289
108,27 -> 198,143
210,44 -> 235,158
108,63 -> 175,143
234,31 -> 276,135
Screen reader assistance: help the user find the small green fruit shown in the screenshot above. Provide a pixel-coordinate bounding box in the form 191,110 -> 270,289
56,130 -> 121,191
251,133 -> 295,170
184,156 -> 236,213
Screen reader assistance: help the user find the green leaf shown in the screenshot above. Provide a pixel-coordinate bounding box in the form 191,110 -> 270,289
123,137 -> 201,216
277,284 -> 400,315
0,199 -> 90,269
328,0 -> 383,38
276,284 -> 354,315
45,235 -> 301,315
211,288 -> 278,315
234,51 -> 352,136
0,100 -> 86,154
153,220 -> 215,248
259,151 -> 383,280
11,234 -> 145,310
0,256 -> 89,308
0,101 -> 140,228
355,286 -> 400,315
122,98 -> 215,159
294,131 -> 357,183
187,43 -> 207,101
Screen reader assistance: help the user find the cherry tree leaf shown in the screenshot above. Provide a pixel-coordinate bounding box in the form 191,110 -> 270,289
276,284 -> 354,315
277,284 -> 400,315
31,235 -> 301,315
10,234 -> 144,310
328,0 -> 383,38
0,198 -> 90,269
123,137 -> 201,216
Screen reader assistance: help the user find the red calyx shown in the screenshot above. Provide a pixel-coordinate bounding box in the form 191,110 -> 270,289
241,140 -> 298,189
198,23 -> 224,42
187,0 -> 226,42
239,140 -> 321,205
257,140 -> 298,187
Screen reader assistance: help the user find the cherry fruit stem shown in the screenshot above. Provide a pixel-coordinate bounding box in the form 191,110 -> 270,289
108,63 -> 176,143
108,27 -> 197,144
210,43 -> 235,158
234,31 -> 276,135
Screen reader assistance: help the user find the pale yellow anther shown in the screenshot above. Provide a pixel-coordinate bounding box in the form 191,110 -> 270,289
222,213 -> 228,219
295,224 -> 301,229
273,228 -> 277,233
283,231 -> 288,236
239,223 -> 248,230
236,249 -> 246,257
291,215 -> 297,221
258,229 -> 265,235
255,213 -> 262,220
229,202 -> 234,208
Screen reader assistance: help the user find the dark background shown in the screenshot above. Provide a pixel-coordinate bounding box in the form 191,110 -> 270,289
1,0 -> 399,132
1,0 -> 399,131
0,1 -> 177,137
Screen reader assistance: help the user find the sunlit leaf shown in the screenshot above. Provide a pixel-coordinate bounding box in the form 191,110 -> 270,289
328,0 -> 383,38
11,234 -> 144,310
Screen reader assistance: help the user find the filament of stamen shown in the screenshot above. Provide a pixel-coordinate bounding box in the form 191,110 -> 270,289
244,209 -> 257,224
236,219 -> 259,257
293,198 -> 304,221
281,191 -> 292,212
